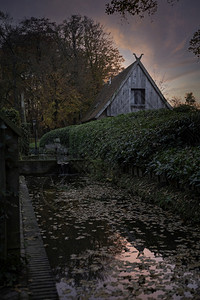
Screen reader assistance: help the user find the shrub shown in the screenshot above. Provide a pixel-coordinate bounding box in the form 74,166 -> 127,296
0,108 -> 21,126
40,126 -> 73,148
147,147 -> 200,188
40,108 -> 200,188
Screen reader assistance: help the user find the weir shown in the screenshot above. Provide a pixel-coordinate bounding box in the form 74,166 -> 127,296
20,138 -> 82,176
19,157 -> 82,176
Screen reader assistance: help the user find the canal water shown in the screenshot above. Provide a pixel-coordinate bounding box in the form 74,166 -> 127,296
26,176 -> 200,299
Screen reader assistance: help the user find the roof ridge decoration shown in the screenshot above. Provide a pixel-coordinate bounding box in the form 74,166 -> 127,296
133,53 -> 144,61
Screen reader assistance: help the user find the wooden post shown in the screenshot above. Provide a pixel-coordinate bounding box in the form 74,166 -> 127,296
6,132 -> 20,259
0,114 -> 21,261
0,120 -> 7,259
21,92 -> 26,123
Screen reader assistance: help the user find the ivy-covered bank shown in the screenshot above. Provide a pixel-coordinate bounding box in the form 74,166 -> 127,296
0,108 -> 30,156
40,106 -> 200,221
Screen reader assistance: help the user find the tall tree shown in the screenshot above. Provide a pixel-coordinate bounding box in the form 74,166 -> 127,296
0,15 -> 65,131
0,11 -> 22,109
60,15 -> 124,105
17,17 -> 60,127
82,16 -> 124,85
0,13 -> 124,132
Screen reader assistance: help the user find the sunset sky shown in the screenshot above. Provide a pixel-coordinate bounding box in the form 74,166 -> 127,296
1,0 -> 200,102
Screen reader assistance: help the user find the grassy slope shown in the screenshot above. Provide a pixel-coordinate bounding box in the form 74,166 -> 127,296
40,106 -> 200,222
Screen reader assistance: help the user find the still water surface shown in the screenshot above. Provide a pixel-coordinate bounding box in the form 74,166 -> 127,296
26,176 -> 200,299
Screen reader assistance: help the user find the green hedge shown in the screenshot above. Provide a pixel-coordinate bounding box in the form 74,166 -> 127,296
40,106 -> 200,188
40,126 -> 73,148
147,147 -> 200,189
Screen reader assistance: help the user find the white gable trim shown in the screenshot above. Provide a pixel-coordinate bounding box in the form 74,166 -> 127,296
138,62 -> 172,109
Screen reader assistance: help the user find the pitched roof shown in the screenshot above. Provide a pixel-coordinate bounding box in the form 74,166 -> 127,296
81,59 -> 171,122
81,62 -> 136,122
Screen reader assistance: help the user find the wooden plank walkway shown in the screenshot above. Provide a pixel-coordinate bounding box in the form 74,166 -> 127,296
20,176 -> 59,299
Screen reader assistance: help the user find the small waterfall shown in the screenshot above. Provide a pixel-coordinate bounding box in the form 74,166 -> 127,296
58,161 -> 69,176
55,138 -> 69,175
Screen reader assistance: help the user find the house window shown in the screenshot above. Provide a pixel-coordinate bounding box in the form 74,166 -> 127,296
131,89 -> 145,109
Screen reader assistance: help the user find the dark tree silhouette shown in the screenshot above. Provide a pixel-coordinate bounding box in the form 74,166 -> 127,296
189,29 -> 200,58
105,0 -> 179,18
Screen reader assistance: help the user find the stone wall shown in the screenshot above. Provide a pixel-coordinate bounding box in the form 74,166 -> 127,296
19,160 -> 58,175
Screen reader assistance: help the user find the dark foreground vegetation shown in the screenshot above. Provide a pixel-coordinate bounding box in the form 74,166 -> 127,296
40,106 -> 200,223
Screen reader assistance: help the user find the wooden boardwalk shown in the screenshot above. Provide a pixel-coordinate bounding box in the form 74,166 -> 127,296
20,176 -> 58,299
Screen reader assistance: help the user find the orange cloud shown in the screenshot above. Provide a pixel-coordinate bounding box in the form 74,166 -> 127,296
171,39 -> 187,55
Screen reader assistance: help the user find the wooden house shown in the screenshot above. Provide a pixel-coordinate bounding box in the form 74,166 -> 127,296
82,55 -> 171,122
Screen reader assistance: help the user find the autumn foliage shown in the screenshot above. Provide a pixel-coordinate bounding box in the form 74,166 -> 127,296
0,12 -> 124,134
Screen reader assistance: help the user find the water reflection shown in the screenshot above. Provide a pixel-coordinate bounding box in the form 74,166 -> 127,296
26,176 -> 200,299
